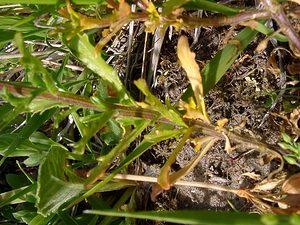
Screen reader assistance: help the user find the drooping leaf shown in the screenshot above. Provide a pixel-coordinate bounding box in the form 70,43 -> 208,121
177,36 -> 210,123
182,27 -> 258,99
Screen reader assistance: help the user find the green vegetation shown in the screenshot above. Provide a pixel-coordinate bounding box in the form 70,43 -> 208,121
0,0 -> 299,224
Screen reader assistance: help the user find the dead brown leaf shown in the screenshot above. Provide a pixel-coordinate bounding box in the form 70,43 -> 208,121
242,172 -> 261,180
287,62 -> 300,75
282,173 -> 300,195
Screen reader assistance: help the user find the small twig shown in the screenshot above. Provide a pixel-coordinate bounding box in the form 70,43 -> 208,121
0,50 -> 56,60
103,173 -> 239,194
179,10 -> 270,28
261,0 -> 300,53
0,4 -> 21,9
41,59 -> 84,71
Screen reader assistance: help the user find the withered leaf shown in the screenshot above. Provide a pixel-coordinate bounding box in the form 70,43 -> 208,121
177,36 -> 210,123
282,173 -> 300,195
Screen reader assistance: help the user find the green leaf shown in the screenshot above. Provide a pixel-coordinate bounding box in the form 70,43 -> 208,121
58,210 -> 79,225
84,210 -> 293,225
290,214 -> 300,225
13,209 -> 37,224
144,124 -> 184,143
36,146 -> 84,216
14,33 -> 58,94
202,27 -> 258,94
0,184 -> 37,207
282,133 -> 292,144
6,174 -> 30,189
101,119 -> 123,145
63,33 -> 132,104
278,142 -> 294,151
182,27 -> 258,99
186,0 -> 241,15
0,0 -> 104,4
72,111 -> 115,154
135,79 -> 186,127
28,214 -> 54,225
86,119 -> 150,184
0,108 -> 56,166
283,155 -> 298,165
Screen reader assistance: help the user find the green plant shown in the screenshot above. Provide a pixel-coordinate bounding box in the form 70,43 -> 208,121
279,133 -> 300,166
0,0 -> 300,224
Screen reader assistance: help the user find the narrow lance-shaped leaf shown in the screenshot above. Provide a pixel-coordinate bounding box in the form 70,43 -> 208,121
84,209 -> 291,225
157,127 -> 193,190
177,36 -> 210,123
135,79 -> 187,127
182,27 -> 258,99
63,33 -> 133,105
86,119 -> 150,184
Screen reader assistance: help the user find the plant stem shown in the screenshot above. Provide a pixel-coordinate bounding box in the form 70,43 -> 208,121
102,173 -> 239,194
262,0 -> 300,53
0,81 -> 284,177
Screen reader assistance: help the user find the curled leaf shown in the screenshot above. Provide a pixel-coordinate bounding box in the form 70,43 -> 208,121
177,36 -> 210,123
282,173 -> 300,195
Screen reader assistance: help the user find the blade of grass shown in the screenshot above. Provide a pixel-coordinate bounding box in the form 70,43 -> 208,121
0,108 -> 56,167
0,183 -> 37,207
185,0 -> 241,15
84,210 -> 293,225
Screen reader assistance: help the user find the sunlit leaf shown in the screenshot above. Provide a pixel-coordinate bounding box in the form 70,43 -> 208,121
135,79 -> 186,127
177,36 -> 210,122
63,33 -> 133,105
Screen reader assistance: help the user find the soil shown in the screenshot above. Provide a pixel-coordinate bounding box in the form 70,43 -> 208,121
105,6 -> 300,222
1,2 -> 299,224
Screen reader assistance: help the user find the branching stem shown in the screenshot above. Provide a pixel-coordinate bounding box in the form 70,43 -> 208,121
0,81 -> 284,178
